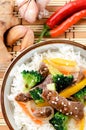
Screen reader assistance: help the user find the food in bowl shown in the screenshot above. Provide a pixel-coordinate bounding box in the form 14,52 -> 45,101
2,41 -> 86,130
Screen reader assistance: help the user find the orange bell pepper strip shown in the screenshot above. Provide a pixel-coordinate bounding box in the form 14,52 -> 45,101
17,101 -> 43,124
83,70 -> 86,77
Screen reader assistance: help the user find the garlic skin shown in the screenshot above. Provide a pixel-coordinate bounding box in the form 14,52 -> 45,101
38,8 -> 49,19
36,0 -> 50,19
36,0 -> 50,10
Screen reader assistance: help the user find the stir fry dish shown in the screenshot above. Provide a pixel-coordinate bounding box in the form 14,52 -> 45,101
15,57 -> 86,130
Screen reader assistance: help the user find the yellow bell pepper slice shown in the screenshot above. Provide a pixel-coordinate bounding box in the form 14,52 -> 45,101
44,58 -> 76,66
46,64 -> 61,75
79,117 -> 85,130
59,78 -> 86,98
36,101 -> 50,107
43,58 -> 78,75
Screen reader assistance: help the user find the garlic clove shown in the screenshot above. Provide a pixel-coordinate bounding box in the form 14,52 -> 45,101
19,2 -> 28,18
24,0 -> 39,23
36,0 -> 50,19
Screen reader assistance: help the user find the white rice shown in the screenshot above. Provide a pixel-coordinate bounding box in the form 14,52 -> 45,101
8,45 -> 86,130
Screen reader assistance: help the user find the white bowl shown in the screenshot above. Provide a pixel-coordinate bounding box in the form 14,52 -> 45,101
1,40 -> 86,130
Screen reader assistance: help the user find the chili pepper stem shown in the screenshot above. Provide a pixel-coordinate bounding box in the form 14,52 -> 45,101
45,31 -> 50,37
37,25 -> 49,43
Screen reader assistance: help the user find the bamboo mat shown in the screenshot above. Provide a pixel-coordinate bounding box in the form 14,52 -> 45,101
0,0 -> 86,129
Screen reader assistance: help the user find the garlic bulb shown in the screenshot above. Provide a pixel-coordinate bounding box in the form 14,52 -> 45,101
16,0 -> 50,22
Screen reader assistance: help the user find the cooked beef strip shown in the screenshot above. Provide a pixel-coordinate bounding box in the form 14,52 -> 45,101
38,62 -> 49,78
33,106 -> 53,118
37,74 -> 53,89
42,89 -> 84,120
15,93 -> 32,102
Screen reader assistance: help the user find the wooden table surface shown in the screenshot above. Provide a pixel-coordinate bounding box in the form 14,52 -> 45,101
0,0 -> 86,129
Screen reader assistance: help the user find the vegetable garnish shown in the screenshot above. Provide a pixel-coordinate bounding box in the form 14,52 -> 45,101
53,74 -> 74,92
83,70 -> 86,77
36,101 -> 50,107
29,87 -> 44,104
49,58 -> 76,66
73,86 -> 86,104
45,10 -> 86,37
38,0 -> 86,41
17,101 -> 43,124
45,64 -> 61,75
21,70 -> 43,92
79,117 -> 85,130
43,58 -> 78,75
45,0 -> 86,29
49,112 -> 69,130
59,78 -> 86,98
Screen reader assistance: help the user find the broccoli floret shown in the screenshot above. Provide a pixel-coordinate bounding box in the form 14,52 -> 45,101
73,86 -> 86,104
53,74 -> 74,92
21,70 -> 43,92
29,87 -> 44,104
50,112 -> 68,130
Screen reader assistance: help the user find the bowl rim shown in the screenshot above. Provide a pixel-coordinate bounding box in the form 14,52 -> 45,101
1,39 -> 86,130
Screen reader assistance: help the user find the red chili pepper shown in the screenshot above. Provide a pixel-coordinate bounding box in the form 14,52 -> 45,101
47,0 -> 86,29
45,10 -> 86,37
38,0 -> 86,42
